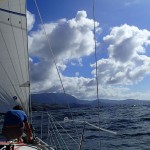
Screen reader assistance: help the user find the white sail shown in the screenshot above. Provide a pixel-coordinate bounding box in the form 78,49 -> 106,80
0,0 -> 29,114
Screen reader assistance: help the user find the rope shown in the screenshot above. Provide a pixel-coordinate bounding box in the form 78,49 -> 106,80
92,0 -> 102,149
47,115 -> 52,145
49,115 -> 64,150
48,113 -> 79,146
78,120 -> 86,150
48,114 -> 61,149
33,0 -> 65,94
39,113 -> 68,149
33,0 -> 80,142
48,113 -> 69,150
47,116 -> 57,148
40,111 -> 43,139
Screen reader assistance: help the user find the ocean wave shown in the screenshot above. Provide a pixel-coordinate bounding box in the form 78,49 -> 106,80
121,132 -> 150,137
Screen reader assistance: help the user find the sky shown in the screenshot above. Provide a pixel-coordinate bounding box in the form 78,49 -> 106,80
27,0 -> 150,101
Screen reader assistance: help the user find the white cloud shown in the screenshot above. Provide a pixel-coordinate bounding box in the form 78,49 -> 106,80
71,58 -> 83,66
27,11 -> 35,31
28,9 -> 150,101
29,10 -> 100,60
91,24 -> 150,86
28,11 -> 101,94
104,24 -> 150,62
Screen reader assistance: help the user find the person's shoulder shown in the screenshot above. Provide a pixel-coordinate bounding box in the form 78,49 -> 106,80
17,110 -> 26,114
12,110 -> 26,115
19,110 -> 27,116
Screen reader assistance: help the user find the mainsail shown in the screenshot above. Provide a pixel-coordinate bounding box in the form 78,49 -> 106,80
0,0 -> 29,114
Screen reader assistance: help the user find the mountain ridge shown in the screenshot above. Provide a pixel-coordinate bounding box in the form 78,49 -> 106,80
31,93 -> 150,109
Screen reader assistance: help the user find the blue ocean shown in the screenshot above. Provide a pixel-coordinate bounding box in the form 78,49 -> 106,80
1,103 -> 150,150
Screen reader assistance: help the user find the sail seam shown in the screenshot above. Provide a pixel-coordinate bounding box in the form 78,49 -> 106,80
7,0 -> 27,107
0,8 -> 26,16
0,61 -> 23,107
0,87 -> 12,104
0,21 -> 26,30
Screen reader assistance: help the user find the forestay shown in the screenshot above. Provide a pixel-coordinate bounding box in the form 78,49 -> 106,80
0,0 -> 29,114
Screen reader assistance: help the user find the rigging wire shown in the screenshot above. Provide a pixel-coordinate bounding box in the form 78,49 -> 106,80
33,0 -> 65,94
76,1 -> 103,148
50,114 -> 69,150
47,113 -> 53,146
48,113 -> 79,146
47,116 -> 57,148
78,120 -> 86,150
92,0 -> 102,149
48,116 -> 58,148
33,0 -> 80,142
49,115 -> 64,150
40,111 -> 44,139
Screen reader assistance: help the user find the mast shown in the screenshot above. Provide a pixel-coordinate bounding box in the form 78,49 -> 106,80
25,0 -> 33,122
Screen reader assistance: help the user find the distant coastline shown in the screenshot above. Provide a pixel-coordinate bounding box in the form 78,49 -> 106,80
31,93 -> 150,111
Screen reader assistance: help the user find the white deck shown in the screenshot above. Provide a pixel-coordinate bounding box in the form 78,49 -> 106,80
0,138 -> 54,150
0,141 -> 36,150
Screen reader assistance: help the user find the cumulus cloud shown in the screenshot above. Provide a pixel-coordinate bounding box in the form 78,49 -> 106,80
29,11 -> 100,60
91,24 -> 150,87
28,8 -> 150,100
28,11 -> 101,94
27,11 -> 35,31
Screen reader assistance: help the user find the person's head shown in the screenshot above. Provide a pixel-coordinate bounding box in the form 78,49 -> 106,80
13,105 -> 23,110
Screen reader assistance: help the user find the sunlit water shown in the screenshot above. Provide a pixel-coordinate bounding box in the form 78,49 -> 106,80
1,103 -> 150,150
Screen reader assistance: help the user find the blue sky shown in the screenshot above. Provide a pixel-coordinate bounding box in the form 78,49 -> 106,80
27,0 -> 150,100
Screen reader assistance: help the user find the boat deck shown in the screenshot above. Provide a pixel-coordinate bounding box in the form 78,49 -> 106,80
0,138 -> 54,150
0,141 -> 37,150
